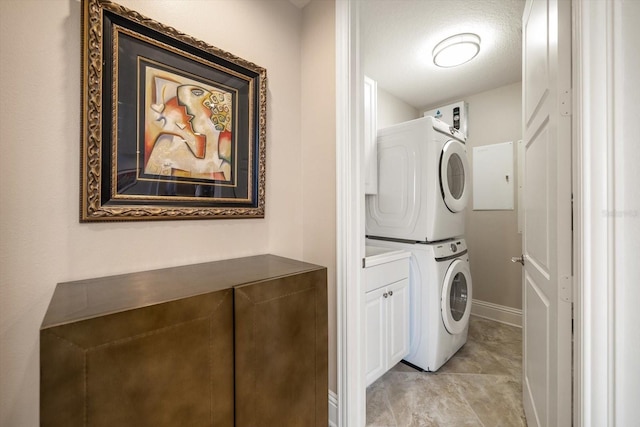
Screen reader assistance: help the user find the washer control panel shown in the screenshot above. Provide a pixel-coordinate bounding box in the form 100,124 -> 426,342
433,239 -> 467,260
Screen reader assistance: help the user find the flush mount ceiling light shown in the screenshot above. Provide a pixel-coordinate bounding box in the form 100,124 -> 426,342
432,33 -> 481,68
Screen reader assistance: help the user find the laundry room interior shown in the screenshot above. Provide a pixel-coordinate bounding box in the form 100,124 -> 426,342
360,0 -> 527,425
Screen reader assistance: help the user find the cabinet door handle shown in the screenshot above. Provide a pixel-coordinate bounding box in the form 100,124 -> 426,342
383,292 -> 388,298
388,290 -> 393,297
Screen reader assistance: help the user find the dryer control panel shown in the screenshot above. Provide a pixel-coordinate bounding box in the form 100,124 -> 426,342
427,117 -> 466,143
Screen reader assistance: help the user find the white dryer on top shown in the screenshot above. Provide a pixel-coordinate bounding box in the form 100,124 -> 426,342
366,116 -> 470,242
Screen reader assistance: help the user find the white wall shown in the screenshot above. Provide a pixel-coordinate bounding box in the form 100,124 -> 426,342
0,0 -> 333,424
301,0 -> 337,393
376,86 -> 420,129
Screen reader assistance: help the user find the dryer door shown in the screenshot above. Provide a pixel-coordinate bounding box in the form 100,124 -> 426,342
441,258 -> 472,335
439,140 -> 470,213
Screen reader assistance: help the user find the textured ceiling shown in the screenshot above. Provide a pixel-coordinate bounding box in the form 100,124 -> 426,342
361,0 -> 526,109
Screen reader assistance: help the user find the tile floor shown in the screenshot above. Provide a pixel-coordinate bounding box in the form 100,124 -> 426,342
366,316 -> 527,427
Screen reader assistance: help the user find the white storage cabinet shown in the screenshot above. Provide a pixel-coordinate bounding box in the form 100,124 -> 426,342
363,247 -> 410,387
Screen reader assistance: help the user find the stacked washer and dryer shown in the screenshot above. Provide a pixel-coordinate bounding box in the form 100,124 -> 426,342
366,116 -> 473,372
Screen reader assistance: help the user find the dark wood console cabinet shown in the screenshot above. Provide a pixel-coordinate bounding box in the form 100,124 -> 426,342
40,255 -> 328,427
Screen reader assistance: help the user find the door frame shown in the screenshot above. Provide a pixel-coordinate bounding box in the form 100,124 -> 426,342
572,0 -> 620,425
335,0 -> 614,425
335,0 -> 366,425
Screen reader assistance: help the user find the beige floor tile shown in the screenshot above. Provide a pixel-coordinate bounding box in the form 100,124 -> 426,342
451,374 -> 527,427
481,339 -> 523,381
378,371 -> 483,427
437,339 -> 509,375
468,316 -> 522,344
366,317 -> 528,427
366,380 -> 397,427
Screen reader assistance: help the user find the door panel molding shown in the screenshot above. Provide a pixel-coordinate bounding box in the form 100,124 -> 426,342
524,272 -> 551,427
524,0 -> 550,126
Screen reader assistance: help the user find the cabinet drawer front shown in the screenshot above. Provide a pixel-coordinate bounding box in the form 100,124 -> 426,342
364,258 -> 410,293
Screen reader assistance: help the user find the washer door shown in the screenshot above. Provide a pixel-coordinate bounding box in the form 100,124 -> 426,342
439,140 -> 470,213
441,259 -> 472,335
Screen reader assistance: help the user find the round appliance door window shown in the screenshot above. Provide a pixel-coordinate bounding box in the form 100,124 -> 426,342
441,259 -> 472,335
440,140 -> 470,213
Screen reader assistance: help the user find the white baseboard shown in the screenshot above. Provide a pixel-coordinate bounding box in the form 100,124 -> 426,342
329,390 -> 338,427
471,299 -> 522,328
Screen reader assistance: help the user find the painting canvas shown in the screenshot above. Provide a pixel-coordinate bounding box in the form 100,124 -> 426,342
80,0 -> 266,221
143,66 -> 234,182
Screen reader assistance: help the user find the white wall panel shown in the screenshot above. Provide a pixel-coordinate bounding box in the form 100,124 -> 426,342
472,141 -> 514,210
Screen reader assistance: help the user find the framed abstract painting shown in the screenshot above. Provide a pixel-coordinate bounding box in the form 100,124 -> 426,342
80,0 -> 266,221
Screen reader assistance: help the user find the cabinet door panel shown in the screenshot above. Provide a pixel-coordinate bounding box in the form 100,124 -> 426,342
365,287 -> 386,387
41,290 -> 234,427
387,279 -> 410,368
234,268 -> 328,427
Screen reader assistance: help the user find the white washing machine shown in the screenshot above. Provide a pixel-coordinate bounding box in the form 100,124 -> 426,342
366,116 -> 469,242
366,237 -> 472,372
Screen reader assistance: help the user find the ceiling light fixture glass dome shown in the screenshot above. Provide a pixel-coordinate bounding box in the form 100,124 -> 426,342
432,33 -> 481,68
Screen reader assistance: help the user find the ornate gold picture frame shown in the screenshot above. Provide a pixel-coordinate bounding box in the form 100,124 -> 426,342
81,0 -> 266,221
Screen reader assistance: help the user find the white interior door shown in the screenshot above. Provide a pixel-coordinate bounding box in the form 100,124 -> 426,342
521,0 -> 572,426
